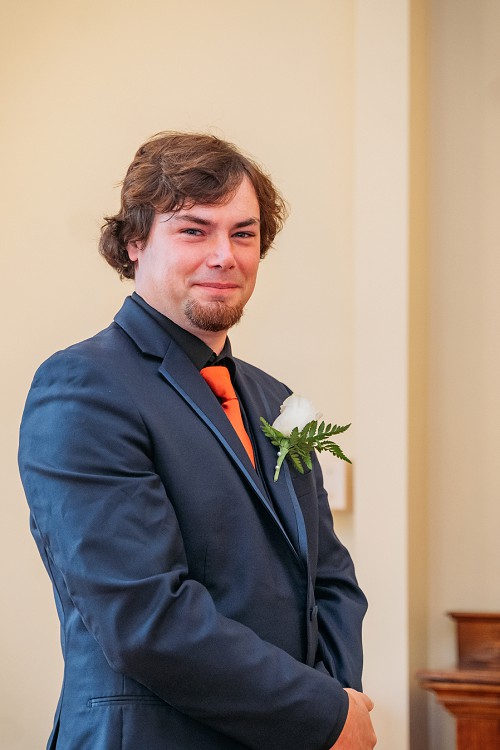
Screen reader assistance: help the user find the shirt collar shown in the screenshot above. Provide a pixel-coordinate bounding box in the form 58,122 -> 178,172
131,292 -> 233,371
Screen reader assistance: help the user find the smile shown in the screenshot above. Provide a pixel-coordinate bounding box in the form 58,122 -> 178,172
193,282 -> 240,290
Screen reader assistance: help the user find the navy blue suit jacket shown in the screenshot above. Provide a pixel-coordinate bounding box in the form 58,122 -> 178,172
18,296 -> 367,750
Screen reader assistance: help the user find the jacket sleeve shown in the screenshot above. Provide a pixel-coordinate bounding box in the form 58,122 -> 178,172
312,455 -> 368,691
19,349 -> 349,750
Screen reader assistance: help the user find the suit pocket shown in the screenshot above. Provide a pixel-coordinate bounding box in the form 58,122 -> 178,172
86,694 -> 177,750
88,694 -> 166,708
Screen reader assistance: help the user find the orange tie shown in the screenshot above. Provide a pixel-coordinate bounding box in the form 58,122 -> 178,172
200,365 -> 255,467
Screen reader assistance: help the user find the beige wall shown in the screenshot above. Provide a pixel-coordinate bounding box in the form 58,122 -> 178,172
427,1 -> 500,747
2,1 -> 499,749
353,2 -> 414,747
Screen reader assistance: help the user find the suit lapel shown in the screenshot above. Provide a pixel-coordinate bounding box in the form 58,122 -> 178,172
115,297 -> 303,563
235,365 -> 309,565
159,343 -> 301,561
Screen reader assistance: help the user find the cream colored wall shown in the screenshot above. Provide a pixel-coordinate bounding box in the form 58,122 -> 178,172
427,1 -> 500,747
0,2 -> 358,749
409,2 -> 429,748
351,4 -> 500,747
353,3 -> 418,748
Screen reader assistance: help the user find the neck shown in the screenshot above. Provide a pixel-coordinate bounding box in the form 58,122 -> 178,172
187,327 -> 228,355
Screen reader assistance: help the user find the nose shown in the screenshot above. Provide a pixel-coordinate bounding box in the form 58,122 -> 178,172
206,234 -> 236,269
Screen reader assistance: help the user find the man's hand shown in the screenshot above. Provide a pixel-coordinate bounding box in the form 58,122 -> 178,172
330,688 -> 377,749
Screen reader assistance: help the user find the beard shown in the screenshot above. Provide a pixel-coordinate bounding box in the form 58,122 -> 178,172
184,298 -> 245,332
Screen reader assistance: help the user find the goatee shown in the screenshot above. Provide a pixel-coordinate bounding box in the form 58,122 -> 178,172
184,299 -> 245,332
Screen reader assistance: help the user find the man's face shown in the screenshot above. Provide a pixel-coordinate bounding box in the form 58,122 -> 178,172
127,176 -> 261,347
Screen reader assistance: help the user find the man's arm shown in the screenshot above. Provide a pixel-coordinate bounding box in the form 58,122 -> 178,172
310,454 -> 368,689
19,350 -> 349,750
307,456 -> 375,748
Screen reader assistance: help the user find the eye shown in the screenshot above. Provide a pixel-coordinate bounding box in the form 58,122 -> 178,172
233,231 -> 255,239
181,228 -> 203,236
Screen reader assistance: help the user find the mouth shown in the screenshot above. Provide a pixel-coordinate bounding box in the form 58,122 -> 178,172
193,282 -> 240,290
191,282 -> 242,297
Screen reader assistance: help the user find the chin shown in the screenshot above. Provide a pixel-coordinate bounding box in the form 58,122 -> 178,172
184,299 -> 245,332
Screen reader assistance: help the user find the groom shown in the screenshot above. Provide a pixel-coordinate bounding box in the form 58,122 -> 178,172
19,132 -> 376,750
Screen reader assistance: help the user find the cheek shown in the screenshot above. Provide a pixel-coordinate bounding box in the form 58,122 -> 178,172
171,250 -> 204,276
245,256 -> 260,285
159,254 -> 189,280
157,257 -> 199,295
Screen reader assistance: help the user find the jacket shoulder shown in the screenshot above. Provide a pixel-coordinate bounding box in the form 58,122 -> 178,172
32,323 -> 132,377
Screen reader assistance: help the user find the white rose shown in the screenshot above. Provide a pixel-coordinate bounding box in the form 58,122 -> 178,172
272,394 -> 321,437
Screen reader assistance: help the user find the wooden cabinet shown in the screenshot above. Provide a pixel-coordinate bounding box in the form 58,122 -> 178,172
417,668 -> 500,750
417,612 -> 500,750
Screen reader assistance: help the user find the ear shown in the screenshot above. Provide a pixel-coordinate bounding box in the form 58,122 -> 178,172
126,239 -> 143,262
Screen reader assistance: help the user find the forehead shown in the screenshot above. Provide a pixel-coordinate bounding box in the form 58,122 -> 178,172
177,176 -> 259,217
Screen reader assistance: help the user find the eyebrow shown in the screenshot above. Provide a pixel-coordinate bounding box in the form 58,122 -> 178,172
169,213 -> 260,228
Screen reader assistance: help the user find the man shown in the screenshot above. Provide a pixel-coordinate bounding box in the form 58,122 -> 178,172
19,132 -> 376,750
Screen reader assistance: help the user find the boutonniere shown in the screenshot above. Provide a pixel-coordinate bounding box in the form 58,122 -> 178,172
260,394 -> 351,481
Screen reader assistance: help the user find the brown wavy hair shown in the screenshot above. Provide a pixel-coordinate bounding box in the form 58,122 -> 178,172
99,131 -> 288,279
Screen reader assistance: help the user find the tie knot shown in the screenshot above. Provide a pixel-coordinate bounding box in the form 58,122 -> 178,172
200,366 -> 236,403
